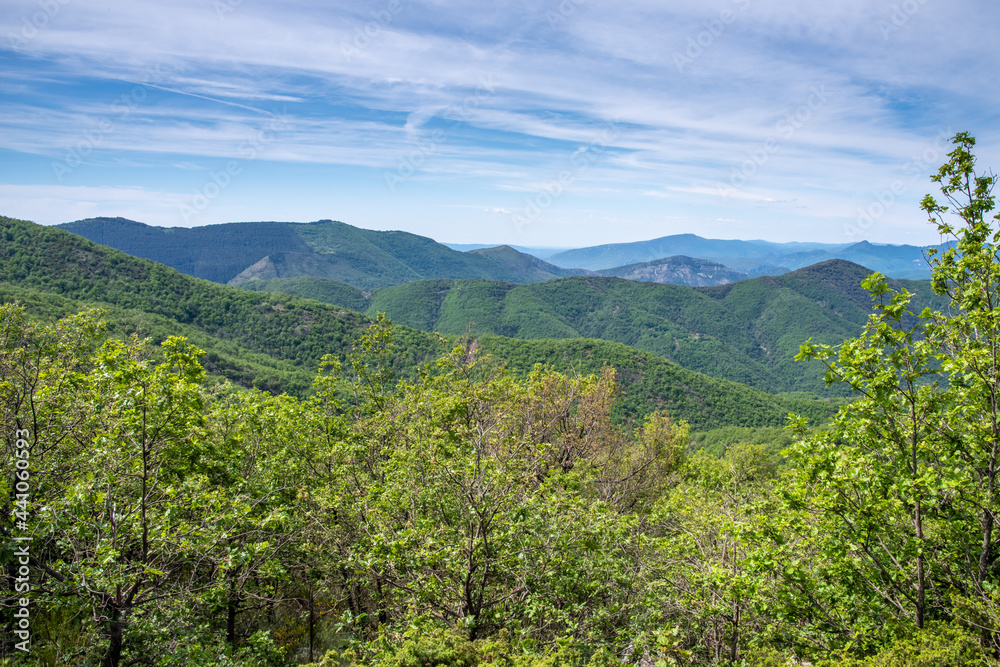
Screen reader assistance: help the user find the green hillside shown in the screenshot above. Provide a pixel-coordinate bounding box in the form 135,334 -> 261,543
364,262 -> 946,396
2,215 -> 833,429
0,281 -> 319,396
475,336 -> 836,428
57,217 -> 588,290
3,216 -> 441,381
239,276 -> 370,311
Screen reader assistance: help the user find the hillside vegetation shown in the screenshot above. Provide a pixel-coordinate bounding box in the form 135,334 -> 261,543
1,216 -> 833,430
58,217 -> 588,290
362,262 -> 945,395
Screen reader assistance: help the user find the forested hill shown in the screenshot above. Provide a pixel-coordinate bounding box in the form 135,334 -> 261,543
0,216 -> 835,429
360,259 -> 945,395
57,217 -> 586,289
57,217 -> 314,284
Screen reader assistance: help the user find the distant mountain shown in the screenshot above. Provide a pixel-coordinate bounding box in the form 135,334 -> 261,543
546,233 -> 848,271
363,259 -> 946,396
545,233 -> 950,279
58,217 -> 313,284
58,217 -> 946,295
57,218 -> 588,290
826,241 -> 943,279
595,255 -> 747,286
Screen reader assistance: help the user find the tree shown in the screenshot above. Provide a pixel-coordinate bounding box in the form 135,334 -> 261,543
921,133 -> 1000,643
1,306 -> 108,660
650,444 -> 778,664
784,133 -> 1000,652
200,386 -> 304,654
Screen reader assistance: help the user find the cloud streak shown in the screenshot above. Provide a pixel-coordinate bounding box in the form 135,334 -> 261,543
0,0 -> 997,245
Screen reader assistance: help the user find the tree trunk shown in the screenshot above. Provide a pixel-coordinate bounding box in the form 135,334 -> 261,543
102,608 -> 123,667
914,499 -> 925,629
730,601 -> 741,663
227,575 -> 239,649
309,586 -> 315,663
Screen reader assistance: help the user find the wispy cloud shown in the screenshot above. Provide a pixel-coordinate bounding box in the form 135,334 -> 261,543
0,0 -> 997,245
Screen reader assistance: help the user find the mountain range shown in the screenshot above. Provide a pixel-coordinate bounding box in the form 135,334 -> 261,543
58,217 -> 584,290
3,215 -> 840,430
254,261 -> 937,396
44,215 -> 953,399
543,233 -> 952,279
57,218 -> 949,290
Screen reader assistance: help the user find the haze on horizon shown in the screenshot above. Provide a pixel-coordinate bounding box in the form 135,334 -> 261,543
1,0 -> 998,248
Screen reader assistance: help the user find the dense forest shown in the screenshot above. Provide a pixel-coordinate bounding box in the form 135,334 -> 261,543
0,213 -> 836,431
56,219 -> 584,290
2,134 -> 1000,666
237,259 -> 947,397
358,263 -> 946,396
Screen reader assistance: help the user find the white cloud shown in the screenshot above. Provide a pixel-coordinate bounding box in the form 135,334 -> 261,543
0,184 -> 189,227
1,0 -> 997,244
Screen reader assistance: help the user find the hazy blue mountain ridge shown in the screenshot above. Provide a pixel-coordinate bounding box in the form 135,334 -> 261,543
545,232 -> 951,279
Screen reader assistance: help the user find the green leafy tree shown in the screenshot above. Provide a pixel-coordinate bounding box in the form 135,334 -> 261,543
10,331 -> 246,666
649,444 -> 778,664
783,133 -> 1000,653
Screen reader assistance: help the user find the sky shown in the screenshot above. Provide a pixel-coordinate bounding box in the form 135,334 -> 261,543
1,0 -> 998,249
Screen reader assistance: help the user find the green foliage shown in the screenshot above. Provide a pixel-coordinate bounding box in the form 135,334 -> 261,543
302,627 -> 630,667
806,622 -> 992,667
688,425 -> 796,458
239,277 -> 371,312
647,444 -> 781,664
367,627 -> 480,667
365,266 -> 946,397
0,217 -> 834,429
59,218 -> 576,291
771,133 -> 1000,656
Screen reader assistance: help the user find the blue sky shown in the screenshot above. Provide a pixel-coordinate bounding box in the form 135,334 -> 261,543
1,0 -> 998,248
